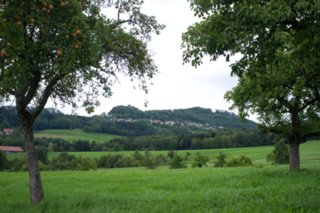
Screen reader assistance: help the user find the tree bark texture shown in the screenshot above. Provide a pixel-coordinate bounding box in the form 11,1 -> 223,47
289,142 -> 300,172
20,116 -> 44,204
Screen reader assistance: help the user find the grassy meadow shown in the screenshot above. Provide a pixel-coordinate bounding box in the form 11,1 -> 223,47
1,141 -> 319,212
35,129 -> 119,143
46,140 -> 319,163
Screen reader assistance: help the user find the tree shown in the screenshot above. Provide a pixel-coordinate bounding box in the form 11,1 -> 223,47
182,0 -> 320,171
0,0 -> 163,204
214,152 -> 227,167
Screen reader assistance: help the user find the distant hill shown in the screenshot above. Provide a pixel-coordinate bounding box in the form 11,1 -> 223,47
109,105 -> 256,129
0,105 -> 256,136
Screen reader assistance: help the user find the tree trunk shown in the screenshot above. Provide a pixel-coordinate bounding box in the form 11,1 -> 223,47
20,117 -> 44,204
289,142 -> 300,172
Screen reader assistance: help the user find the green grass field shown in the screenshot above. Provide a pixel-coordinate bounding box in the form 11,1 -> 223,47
35,129 -> 120,143
1,141 -> 319,212
50,140 -> 318,163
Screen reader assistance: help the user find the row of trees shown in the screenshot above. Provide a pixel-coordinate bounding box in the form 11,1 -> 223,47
0,129 -> 275,152
0,150 -> 257,172
1,141 -> 290,172
106,129 -> 275,151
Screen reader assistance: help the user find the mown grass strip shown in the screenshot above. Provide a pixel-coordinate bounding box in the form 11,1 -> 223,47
35,129 -> 120,143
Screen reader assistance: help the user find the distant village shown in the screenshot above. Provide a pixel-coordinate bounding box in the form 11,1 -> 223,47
108,117 -> 225,130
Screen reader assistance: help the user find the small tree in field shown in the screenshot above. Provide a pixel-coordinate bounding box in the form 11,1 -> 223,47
192,152 -> 209,168
168,151 -> 187,169
0,0 -> 163,204
267,139 -> 289,165
214,152 -> 227,167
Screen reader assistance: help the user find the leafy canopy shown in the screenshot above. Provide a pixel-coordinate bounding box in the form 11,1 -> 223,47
182,0 -> 320,138
0,0 -> 164,116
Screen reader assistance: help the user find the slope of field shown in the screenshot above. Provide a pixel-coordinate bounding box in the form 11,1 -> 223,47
35,129 -> 120,143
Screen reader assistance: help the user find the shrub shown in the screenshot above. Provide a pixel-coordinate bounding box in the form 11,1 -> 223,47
36,146 -> 48,164
7,158 -> 26,171
192,152 -> 209,168
155,154 -> 167,166
74,156 -> 97,171
214,152 -> 227,167
132,150 -> 144,165
267,139 -> 289,164
143,150 -> 158,169
50,152 -> 77,170
168,151 -> 187,169
117,156 -> 136,168
227,155 -> 252,167
97,154 -> 135,168
0,150 -> 8,171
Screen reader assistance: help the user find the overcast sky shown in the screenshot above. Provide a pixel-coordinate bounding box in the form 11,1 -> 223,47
67,0 -> 246,119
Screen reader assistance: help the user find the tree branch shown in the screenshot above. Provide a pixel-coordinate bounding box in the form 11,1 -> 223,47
299,97 -> 318,111
31,74 -> 64,120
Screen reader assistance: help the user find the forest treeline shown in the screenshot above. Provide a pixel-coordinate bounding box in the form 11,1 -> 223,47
0,129 -> 275,152
0,105 -> 256,136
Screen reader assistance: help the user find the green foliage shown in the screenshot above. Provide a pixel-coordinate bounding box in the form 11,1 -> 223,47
267,139 -> 289,165
50,152 -> 77,170
7,158 -> 26,171
192,152 -> 209,168
74,156 -> 97,171
0,106 -> 257,137
214,152 -> 227,167
142,150 -> 158,169
48,152 -> 97,171
36,146 -> 48,164
183,0 -> 320,171
0,1 -> 164,112
227,155 -> 252,167
0,150 -> 8,171
168,151 -> 187,169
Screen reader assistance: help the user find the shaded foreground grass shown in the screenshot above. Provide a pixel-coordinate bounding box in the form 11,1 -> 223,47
1,163 -> 320,213
35,129 -> 119,143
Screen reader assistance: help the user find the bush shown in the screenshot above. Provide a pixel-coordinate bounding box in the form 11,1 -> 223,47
96,154 -> 135,168
74,156 -> 97,171
155,154 -> 167,166
50,152 -> 77,170
214,152 -> 227,167
0,150 -> 8,171
227,155 -> 252,167
168,151 -> 187,169
143,151 -> 158,169
192,152 -> 209,168
7,158 -> 26,171
132,150 -> 144,165
267,139 -> 289,164
36,146 -> 48,164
